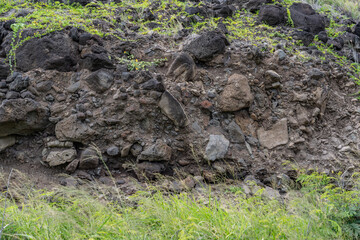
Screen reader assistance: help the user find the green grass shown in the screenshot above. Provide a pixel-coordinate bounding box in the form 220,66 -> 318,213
1,170 -> 360,239
1,0 -> 360,81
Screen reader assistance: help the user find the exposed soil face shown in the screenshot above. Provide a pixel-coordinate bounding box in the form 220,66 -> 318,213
1,0 -> 360,193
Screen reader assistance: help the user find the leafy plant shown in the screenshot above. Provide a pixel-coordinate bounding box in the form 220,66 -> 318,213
116,53 -> 167,71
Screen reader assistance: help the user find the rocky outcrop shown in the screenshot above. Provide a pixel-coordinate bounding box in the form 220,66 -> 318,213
289,3 -> 325,34
16,32 -> 78,72
258,5 -> 286,26
55,115 -> 96,143
0,99 -> 49,137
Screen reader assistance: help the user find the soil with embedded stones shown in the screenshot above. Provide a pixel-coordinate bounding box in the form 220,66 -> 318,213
1,0 -> 360,195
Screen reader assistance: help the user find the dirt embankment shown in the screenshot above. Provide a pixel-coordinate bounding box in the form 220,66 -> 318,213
1,0 -> 360,194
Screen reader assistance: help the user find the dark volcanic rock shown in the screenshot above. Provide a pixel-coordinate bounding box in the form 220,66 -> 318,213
143,8 -> 155,21
258,5 -> 286,26
244,0 -> 273,13
355,22 -> 360,38
289,3 -> 325,34
140,79 -> 165,92
8,73 -> 30,92
327,37 -> 344,50
185,7 -> 201,15
167,52 -> 196,82
0,99 -> 49,137
79,147 -> 99,169
184,31 -> 229,61
214,5 -> 234,18
69,27 -> 80,42
292,30 -> 314,46
3,20 -> 15,31
158,91 -> 188,128
16,32 -> 78,72
136,162 -> 165,180
0,63 -> 10,80
68,0 -> 92,6
80,53 -> 115,71
85,69 -> 114,93
79,33 -> 92,45
317,31 -> 328,43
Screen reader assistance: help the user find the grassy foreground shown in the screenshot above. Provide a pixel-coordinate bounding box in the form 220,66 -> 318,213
0,171 -> 360,239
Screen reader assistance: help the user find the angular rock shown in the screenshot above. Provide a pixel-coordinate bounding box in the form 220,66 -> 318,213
167,52 -> 196,82
16,32 -> 78,72
292,30 -> 314,46
65,159 -> 79,173
8,73 -> 30,92
308,68 -> 324,80
355,22 -> 360,38
185,6 -> 201,15
205,135 -> 230,161
214,5 -> 234,18
137,139 -> 172,161
85,69 -> 114,93
183,31 -> 229,61
68,0 -> 92,6
55,115 -> 96,142
218,74 -> 253,112
0,136 -> 16,152
244,0 -> 273,13
79,147 -> 99,169
0,99 -> 49,137
317,31 -> 328,43
45,148 -> 77,167
289,3 -> 325,34
135,162 -> 165,180
257,118 -> 288,149
143,8 -> 155,21
140,78 -> 165,92
5,91 -> 20,99
0,63 -> 10,80
258,5 -> 286,26
274,49 -> 286,61
228,121 -> 245,143
80,53 -> 115,71
327,37 -> 344,50
158,91 -> 188,127
265,70 -> 281,83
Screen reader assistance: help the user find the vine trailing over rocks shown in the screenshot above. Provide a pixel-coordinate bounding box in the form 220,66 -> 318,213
0,0 -> 360,81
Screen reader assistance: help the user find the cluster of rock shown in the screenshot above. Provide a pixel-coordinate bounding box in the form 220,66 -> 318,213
0,0 -> 359,193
